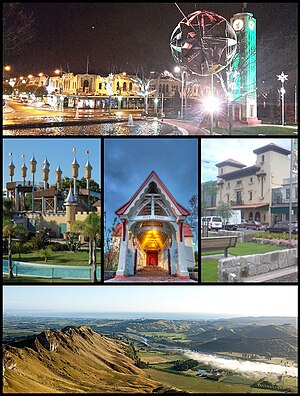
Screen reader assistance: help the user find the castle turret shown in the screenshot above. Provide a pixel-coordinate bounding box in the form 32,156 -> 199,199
42,158 -> 50,189
71,157 -> 80,201
21,161 -> 27,186
64,187 -> 77,231
84,159 -> 93,211
30,155 -> 37,212
8,160 -> 15,182
56,165 -> 63,189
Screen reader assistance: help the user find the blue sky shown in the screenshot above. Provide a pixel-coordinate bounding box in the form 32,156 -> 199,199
3,138 -> 101,188
104,138 -> 198,229
201,138 -> 293,183
3,285 -> 298,317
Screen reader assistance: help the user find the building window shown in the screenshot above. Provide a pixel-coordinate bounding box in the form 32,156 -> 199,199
236,191 -> 242,205
123,82 -> 127,91
250,105 -> 254,117
263,214 -> 266,221
286,189 -> 290,199
116,81 -> 120,90
261,155 -> 265,162
295,187 -> 298,199
166,84 -> 169,93
249,177 -> 253,183
220,169 -> 223,174
99,83 -> 102,90
249,192 -> 253,201
228,182 -> 230,188
129,82 -> 133,91
249,212 -> 253,220
227,194 -> 230,203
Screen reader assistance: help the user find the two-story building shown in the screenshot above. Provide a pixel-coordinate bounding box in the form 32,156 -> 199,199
207,143 -> 291,224
270,175 -> 298,224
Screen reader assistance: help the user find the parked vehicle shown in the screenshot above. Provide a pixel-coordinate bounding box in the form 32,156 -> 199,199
244,220 -> 267,230
201,216 -> 223,230
223,210 -> 242,230
237,219 -> 248,228
265,222 -> 298,234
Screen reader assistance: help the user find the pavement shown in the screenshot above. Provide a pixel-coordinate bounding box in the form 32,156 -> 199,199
105,275 -> 197,283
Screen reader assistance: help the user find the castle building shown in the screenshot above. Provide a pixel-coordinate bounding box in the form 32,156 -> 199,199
112,171 -> 195,279
6,153 -> 100,237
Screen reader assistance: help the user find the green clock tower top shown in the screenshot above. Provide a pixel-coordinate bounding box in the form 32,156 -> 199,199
230,12 -> 261,124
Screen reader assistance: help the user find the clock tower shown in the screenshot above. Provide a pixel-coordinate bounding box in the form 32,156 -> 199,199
230,12 -> 261,124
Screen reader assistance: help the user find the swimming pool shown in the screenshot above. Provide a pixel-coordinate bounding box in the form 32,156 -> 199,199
3,260 -> 101,280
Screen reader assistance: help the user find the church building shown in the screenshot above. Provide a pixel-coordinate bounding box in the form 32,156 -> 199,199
113,171 -> 195,279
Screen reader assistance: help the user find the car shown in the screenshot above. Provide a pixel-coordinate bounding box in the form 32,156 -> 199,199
237,219 -> 248,228
244,220 -> 266,230
201,216 -> 223,230
265,222 -> 298,234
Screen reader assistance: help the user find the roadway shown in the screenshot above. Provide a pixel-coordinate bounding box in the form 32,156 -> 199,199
3,99 -> 209,135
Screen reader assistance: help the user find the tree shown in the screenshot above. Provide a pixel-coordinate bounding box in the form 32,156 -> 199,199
201,181 -> 218,216
39,245 -> 52,263
187,194 -> 198,229
71,212 -> 100,283
216,202 -> 234,226
3,198 -> 14,219
103,211 -> 119,271
3,3 -> 35,62
3,220 -> 28,279
130,67 -> 156,115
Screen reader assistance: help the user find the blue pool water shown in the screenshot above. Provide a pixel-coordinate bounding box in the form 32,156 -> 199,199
3,260 -> 101,280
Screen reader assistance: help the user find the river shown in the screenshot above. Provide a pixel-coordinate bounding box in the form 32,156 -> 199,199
125,332 -> 298,377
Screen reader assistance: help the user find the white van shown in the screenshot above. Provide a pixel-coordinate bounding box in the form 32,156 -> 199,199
201,216 -> 223,230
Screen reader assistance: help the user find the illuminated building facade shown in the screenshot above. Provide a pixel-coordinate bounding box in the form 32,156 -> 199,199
113,171 -> 195,278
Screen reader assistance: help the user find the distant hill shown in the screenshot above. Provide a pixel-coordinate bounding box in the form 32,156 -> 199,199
3,326 -> 184,393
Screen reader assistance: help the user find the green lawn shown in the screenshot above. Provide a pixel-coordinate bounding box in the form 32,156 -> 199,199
201,242 -> 285,283
145,368 -> 277,393
214,124 -> 297,135
3,250 -> 100,266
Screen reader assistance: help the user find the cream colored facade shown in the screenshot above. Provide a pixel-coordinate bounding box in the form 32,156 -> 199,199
47,72 -> 210,100
215,143 -> 291,223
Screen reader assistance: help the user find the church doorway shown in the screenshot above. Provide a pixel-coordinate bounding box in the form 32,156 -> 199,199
146,250 -> 158,266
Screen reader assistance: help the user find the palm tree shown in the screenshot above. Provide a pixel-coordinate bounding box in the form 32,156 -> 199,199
71,212 -> 100,283
3,219 -> 28,279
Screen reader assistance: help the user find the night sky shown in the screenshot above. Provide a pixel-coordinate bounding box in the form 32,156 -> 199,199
4,2 -> 298,85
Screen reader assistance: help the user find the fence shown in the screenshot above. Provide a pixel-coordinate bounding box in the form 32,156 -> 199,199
3,260 -> 101,281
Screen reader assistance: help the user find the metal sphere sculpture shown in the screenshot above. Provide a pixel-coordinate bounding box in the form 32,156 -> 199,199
170,10 -> 237,76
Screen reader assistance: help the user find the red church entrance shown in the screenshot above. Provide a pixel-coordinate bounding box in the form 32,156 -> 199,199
146,251 -> 158,266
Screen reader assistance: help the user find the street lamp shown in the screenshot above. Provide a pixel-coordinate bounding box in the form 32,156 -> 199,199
55,68 -> 68,93
202,95 -> 221,135
174,65 -> 187,119
277,71 -> 288,126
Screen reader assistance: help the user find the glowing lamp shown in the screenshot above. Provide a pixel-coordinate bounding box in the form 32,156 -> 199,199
203,96 -> 221,113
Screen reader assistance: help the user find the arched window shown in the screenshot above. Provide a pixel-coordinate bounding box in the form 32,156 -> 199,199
123,82 -> 127,91
116,81 -> 120,90
83,80 -> 89,88
129,82 -> 132,91
255,212 -> 261,221
249,212 -> 253,220
99,83 -> 102,90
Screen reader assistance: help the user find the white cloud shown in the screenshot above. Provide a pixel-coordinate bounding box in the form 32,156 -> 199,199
201,138 -> 292,182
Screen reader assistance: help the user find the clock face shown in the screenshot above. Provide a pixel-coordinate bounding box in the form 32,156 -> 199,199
233,18 -> 244,31
249,20 -> 255,30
